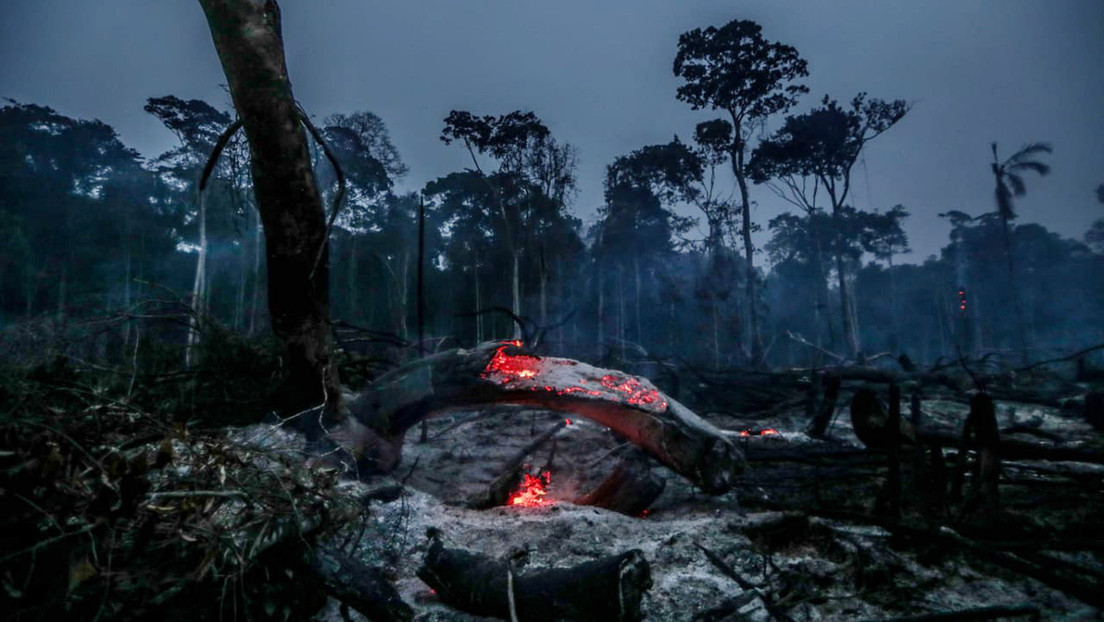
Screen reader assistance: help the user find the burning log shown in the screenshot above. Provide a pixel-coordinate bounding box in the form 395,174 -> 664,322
468,418 -> 568,509
342,341 -> 744,493
575,448 -> 666,516
417,535 -> 651,622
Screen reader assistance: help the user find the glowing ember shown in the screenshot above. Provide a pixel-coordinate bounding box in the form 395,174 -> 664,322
508,470 -> 552,507
480,344 -> 669,412
599,373 -> 668,410
739,428 -> 782,437
483,344 -> 542,382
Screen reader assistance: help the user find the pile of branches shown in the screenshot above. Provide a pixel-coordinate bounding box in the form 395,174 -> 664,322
0,362 -> 368,621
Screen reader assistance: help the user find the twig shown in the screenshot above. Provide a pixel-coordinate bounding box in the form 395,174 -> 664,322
853,604 -> 1038,622
146,490 -> 247,500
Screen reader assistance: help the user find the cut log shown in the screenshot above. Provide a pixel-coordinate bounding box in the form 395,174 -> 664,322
417,536 -> 651,622
342,341 -> 744,493
575,449 -> 666,516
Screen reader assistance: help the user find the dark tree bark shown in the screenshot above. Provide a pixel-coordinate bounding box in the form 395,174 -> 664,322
575,449 -> 666,516
808,374 -> 840,437
197,0 -> 342,432
418,537 -> 651,622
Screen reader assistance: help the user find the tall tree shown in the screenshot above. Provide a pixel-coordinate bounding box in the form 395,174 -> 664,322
145,96 -> 234,364
198,0 -> 342,433
674,19 -> 808,366
750,94 -> 908,360
441,110 -> 575,337
990,142 -> 1052,363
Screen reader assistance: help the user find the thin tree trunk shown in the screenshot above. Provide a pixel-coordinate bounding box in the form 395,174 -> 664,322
199,0 -> 343,433
511,251 -> 522,339
731,140 -> 764,367
597,268 -> 604,357
539,245 -> 548,329
633,254 -> 642,345
473,256 -> 483,343
185,175 -> 209,368
249,212 -> 262,335
1001,218 -> 1029,364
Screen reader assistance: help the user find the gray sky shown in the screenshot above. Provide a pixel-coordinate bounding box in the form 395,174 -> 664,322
2,0 -> 1102,263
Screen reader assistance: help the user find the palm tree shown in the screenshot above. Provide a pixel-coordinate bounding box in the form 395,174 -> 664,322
990,142 -> 1052,363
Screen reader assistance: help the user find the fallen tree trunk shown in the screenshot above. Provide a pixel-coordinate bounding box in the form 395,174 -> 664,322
417,536 -> 651,622
342,342 -> 745,493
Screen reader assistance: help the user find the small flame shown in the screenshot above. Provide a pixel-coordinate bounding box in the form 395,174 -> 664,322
509,470 -> 552,507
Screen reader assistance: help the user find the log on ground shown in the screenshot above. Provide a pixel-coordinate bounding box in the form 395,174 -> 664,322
416,536 -> 651,622
343,341 -> 744,493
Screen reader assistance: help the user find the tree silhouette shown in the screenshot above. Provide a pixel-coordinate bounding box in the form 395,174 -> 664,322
674,19 -> 808,367
990,141 -> 1052,363
750,94 -> 909,360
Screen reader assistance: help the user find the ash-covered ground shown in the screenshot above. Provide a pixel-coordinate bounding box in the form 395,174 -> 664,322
312,401 -> 1103,621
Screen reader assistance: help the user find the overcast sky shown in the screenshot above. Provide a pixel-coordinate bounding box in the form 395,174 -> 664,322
2,0 -> 1102,263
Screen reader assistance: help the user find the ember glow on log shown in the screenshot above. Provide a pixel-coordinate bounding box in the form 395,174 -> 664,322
508,470 -> 552,507
481,343 -> 669,413
738,428 -> 781,437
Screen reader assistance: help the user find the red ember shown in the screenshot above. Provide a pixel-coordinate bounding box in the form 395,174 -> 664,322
739,428 -> 782,437
508,470 -> 552,507
480,344 -> 668,412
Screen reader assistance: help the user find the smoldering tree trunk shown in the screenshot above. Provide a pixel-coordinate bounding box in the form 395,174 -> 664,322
198,0 -> 343,433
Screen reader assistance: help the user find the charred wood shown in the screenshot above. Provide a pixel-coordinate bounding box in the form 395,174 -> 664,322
808,375 -> 841,438
343,342 -> 744,493
417,536 -> 651,622
467,419 -> 568,509
575,449 -> 666,516
307,544 -> 413,622
853,603 -> 1039,622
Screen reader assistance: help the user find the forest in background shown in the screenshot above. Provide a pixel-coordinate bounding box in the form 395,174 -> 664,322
3,9 -> 1104,621
1,83 -> 1102,377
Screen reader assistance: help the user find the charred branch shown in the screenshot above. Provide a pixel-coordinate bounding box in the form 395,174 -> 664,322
575,448 -> 666,516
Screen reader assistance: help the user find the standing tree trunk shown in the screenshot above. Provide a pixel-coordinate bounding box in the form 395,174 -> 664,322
198,0 -> 343,434
831,204 -> 861,361
732,142 -> 764,368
